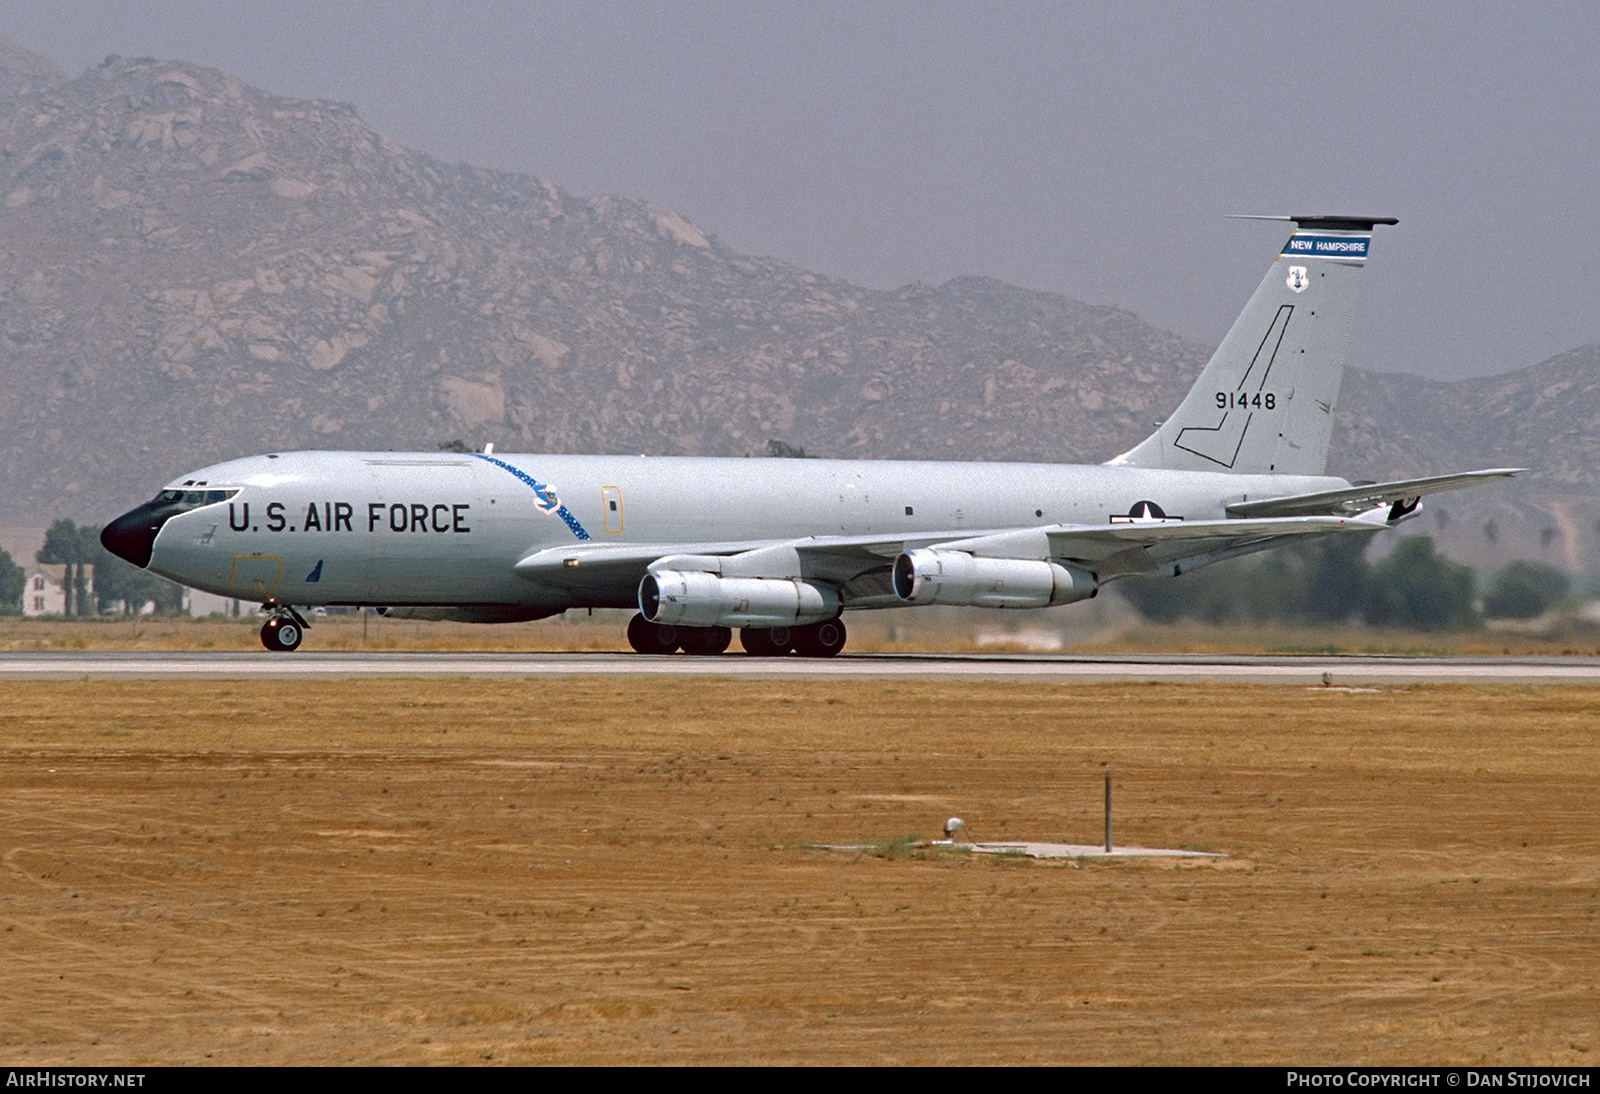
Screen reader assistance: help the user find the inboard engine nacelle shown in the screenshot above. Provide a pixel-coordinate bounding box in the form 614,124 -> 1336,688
892,550 -> 1097,608
640,570 -> 841,628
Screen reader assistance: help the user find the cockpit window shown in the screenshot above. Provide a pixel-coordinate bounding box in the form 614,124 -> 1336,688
155,488 -> 239,510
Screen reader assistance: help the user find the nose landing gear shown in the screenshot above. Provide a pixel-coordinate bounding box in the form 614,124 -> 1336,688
260,600 -> 310,652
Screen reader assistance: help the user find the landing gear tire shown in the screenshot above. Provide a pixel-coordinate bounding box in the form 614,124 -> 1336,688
740,626 -> 793,657
679,625 -> 733,656
627,613 -> 681,654
259,599 -> 309,652
793,617 -> 847,658
261,617 -> 303,652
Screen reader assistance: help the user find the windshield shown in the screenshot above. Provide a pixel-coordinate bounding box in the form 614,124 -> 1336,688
155,488 -> 238,508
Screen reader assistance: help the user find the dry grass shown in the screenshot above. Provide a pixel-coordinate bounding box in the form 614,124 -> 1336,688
6,610 -> 1600,657
1,676 -> 1596,1064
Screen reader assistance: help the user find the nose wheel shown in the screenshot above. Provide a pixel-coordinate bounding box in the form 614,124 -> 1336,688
260,601 -> 309,652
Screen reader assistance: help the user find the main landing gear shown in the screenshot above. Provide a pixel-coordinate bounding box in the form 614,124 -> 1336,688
260,600 -> 309,652
626,615 -> 730,655
626,614 -> 846,657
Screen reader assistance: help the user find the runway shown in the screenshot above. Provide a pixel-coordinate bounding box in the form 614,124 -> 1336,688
5,649 -> 1600,684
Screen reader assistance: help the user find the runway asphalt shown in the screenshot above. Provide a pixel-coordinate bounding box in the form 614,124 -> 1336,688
5,650 -> 1600,684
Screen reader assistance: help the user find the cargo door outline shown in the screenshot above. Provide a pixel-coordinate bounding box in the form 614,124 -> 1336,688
228,554 -> 283,596
1175,304 -> 1293,468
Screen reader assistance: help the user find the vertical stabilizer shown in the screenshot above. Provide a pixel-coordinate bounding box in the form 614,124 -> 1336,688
1109,215 -> 1396,476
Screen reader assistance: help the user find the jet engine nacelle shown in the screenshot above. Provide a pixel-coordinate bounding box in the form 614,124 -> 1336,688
892,550 -> 1096,608
640,570 -> 840,628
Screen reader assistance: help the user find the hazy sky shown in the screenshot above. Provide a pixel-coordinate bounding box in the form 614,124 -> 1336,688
4,1 -> 1596,380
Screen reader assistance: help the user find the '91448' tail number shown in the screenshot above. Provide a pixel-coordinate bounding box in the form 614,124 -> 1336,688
1218,391 -> 1276,410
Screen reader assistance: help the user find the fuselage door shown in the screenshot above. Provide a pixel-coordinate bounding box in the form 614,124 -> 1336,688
601,485 -> 623,534
229,554 -> 282,597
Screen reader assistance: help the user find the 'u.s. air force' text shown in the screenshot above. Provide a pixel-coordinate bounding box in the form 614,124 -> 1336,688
228,502 -> 471,534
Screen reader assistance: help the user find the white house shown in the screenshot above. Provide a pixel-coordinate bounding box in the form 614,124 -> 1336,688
186,588 -> 246,617
22,564 -> 85,616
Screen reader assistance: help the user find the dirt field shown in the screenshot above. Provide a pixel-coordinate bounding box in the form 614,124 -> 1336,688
1,676 -> 1596,1065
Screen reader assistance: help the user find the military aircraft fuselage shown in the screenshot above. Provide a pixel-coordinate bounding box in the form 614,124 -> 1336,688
110,450 -> 1345,616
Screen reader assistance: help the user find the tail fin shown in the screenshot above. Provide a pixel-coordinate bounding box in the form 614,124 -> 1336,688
1109,215 -> 1396,476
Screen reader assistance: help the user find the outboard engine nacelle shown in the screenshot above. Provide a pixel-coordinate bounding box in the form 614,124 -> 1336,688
892,550 -> 1096,608
640,570 -> 840,629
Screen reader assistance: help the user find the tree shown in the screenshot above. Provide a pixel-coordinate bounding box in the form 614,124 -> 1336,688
0,548 -> 22,614
1300,536 -> 1373,624
90,531 -> 185,615
1116,536 -> 1375,626
37,519 -> 94,616
1362,536 -> 1479,631
1116,570 -> 1192,623
33,520 -> 185,616
1481,561 -> 1570,620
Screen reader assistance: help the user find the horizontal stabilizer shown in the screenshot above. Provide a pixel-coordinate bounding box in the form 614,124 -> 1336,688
1224,468 -> 1525,519
1228,214 -> 1400,232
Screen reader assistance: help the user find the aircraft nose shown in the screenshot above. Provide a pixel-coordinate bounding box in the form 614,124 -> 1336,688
100,503 -> 165,568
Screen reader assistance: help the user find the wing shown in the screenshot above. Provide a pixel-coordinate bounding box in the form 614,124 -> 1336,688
513,512 -> 1390,610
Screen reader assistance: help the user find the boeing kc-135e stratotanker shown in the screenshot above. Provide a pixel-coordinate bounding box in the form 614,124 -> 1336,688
102,216 -> 1520,654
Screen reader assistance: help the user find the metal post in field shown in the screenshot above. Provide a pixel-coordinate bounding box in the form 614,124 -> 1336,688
1104,772 -> 1112,853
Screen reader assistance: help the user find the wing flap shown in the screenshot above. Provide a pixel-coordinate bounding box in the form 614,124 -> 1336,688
1054,515 -> 1381,574
1039,515 -> 1382,580
935,515 -> 1378,563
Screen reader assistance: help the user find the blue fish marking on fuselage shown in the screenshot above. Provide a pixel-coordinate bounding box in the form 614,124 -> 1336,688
472,453 -> 593,541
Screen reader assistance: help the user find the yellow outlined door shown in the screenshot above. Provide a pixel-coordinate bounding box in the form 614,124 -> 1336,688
228,554 -> 282,596
601,486 -> 623,533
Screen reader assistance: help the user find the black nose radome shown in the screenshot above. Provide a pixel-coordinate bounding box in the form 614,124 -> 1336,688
102,488 -> 239,569
101,501 -> 170,568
